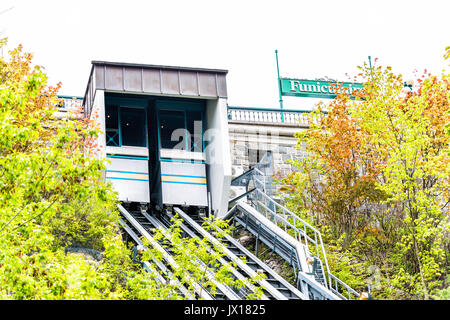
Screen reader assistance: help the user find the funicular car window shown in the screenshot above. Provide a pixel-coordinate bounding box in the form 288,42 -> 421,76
159,109 -> 203,151
159,109 -> 185,150
105,104 -> 146,147
120,107 -> 146,147
186,111 -> 203,152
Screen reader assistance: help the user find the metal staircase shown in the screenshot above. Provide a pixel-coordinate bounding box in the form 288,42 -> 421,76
228,151 -> 361,300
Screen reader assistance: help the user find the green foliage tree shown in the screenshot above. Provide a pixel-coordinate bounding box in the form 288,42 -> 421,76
278,50 -> 450,300
0,39 -> 154,299
0,40 -> 263,300
353,59 -> 449,300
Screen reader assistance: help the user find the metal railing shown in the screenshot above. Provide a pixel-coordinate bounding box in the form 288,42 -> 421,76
227,106 -> 311,125
57,98 -> 324,125
248,167 -> 360,300
57,96 -> 83,110
227,106 -> 326,125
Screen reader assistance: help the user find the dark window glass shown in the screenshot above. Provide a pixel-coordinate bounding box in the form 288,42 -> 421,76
159,110 -> 185,149
186,111 -> 203,152
120,107 -> 146,147
105,105 -> 119,146
105,105 -> 119,129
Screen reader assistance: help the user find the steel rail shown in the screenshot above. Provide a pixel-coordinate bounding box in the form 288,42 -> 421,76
118,204 -> 214,300
118,218 -> 194,299
173,207 -> 289,300
163,211 -> 271,300
143,211 -> 242,300
213,223 -> 307,300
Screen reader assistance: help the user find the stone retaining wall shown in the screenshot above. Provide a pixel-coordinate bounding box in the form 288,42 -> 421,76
228,121 -> 309,178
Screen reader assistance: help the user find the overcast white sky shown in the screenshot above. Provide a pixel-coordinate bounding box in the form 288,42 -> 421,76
1,0 -> 449,109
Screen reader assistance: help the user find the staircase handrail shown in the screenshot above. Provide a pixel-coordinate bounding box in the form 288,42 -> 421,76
249,187 -> 330,285
249,167 -> 360,300
230,201 -> 340,300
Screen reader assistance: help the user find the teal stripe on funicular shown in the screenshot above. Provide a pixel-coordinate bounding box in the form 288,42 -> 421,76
107,154 -> 149,160
107,170 -> 148,175
106,177 -> 149,182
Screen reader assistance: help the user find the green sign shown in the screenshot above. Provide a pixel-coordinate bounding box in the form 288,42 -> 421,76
280,78 -> 364,99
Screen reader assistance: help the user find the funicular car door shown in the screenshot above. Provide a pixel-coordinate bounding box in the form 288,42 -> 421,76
155,100 -> 208,207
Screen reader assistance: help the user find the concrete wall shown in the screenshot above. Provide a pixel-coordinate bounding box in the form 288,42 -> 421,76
205,98 -> 232,218
228,120 -> 309,182
90,90 -> 106,160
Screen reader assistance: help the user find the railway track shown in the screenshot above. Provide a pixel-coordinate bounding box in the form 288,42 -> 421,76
118,204 -> 305,300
